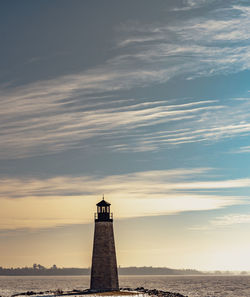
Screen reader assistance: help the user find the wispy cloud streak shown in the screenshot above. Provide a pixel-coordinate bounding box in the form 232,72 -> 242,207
190,213 -> 250,231
1,168 -> 250,199
211,214 -> 250,227
234,146 -> 250,153
2,79 -> 250,156
0,83 -> 225,158
118,3 -> 250,79
111,99 -> 250,151
0,168 -> 248,229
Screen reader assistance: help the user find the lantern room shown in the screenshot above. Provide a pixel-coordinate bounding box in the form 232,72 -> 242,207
95,197 -> 113,222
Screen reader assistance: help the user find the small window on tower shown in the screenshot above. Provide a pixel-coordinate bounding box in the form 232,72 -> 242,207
102,206 -> 105,212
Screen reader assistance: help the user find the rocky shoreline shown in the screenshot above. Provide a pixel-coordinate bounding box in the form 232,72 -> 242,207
123,287 -> 187,297
11,287 -> 187,297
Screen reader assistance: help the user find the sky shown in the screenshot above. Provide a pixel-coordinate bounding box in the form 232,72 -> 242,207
1,0 -> 250,271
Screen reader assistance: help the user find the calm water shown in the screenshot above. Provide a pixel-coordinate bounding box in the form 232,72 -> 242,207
1,275 -> 250,297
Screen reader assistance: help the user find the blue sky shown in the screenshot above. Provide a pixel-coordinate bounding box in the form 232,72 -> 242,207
1,0 -> 250,270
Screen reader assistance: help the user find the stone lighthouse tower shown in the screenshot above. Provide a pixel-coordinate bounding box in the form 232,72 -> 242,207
90,197 -> 119,291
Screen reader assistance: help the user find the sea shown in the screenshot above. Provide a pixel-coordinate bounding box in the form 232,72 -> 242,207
1,275 -> 250,297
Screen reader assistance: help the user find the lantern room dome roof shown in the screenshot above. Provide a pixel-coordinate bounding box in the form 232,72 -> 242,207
96,199 -> 111,206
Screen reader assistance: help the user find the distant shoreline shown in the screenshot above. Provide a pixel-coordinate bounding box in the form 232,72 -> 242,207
0,266 -> 202,276
0,266 -> 248,276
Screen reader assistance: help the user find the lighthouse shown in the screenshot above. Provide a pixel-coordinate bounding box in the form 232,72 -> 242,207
90,197 -> 119,291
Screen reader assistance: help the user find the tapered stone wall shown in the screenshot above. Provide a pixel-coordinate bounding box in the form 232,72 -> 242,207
90,221 -> 119,291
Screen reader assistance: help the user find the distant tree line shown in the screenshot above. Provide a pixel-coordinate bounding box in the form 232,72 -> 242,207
118,266 -> 203,275
0,264 -> 90,276
0,264 -> 203,276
